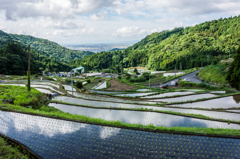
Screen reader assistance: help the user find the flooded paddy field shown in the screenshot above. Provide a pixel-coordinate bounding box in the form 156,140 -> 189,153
170,95 -> 240,109
35,88 -> 52,94
52,96 -> 240,121
115,92 -> 156,97
0,83 -> 64,94
89,90 -> 124,94
62,85 -> 76,91
149,94 -> 217,103
0,111 -> 239,159
141,92 -> 194,99
68,92 -> 158,104
49,103 -> 240,129
136,89 -> 152,92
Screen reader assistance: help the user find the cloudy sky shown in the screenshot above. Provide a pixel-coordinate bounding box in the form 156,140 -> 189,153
0,0 -> 240,45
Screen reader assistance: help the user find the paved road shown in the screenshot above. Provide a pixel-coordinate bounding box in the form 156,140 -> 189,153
152,70 -> 201,87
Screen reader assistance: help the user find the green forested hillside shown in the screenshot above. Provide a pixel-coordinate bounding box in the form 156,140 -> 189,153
0,43 -> 71,75
0,30 -> 94,63
70,15 -> 240,70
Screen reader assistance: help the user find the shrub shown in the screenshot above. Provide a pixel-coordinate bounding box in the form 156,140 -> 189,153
117,76 -> 121,80
125,73 -> 131,80
65,79 -> 71,83
87,79 -> 91,83
76,81 -> 83,89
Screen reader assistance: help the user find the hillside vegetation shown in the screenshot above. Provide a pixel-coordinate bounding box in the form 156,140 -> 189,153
0,30 -> 94,63
71,15 -> 240,70
0,43 -> 71,75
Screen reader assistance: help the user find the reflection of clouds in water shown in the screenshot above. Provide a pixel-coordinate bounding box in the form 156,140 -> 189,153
233,95 -> 240,104
170,118 -> 206,128
100,127 -> 120,139
50,103 -> 240,129
0,111 -> 86,137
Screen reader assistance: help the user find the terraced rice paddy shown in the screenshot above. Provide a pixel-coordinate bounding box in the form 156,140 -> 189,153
35,88 -> 52,94
62,85 -> 76,91
115,92 -> 156,97
1,81 -> 240,158
170,95 -> 240,109
1,111 -> 240,159
141,92 -> 194,99
0,83 -> 64,94
68,92 -> 157,104
136,89 -> 152,92
52,96 -> 240,121
49,103 -> 240,129
149,94 -> 217,103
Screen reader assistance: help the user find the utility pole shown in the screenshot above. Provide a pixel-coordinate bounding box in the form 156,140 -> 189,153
207,54 -> 209,65
180,63 -> 183,79
121,64 -> 123,82
27,45 -> 31,92
175,64 -> 176,78
71,69 -> 73,92
149,70 -> 150,88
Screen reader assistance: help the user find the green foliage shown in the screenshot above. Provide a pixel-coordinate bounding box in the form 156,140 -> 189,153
76,81 -> 83,89
87,79 -> 91,83
179,81 -> 218,90
0,85 -> 46,107
133,68 -> 139,75
0,30 -> 94,63
117,76 -> 121,80
71,15 -> 240,70
125,73 -> 131,80
198,63 -> 228,84
65,79 -> 71,84
227,46 -> 240,90
129,72 -> 152,82
0,43 -> 71,75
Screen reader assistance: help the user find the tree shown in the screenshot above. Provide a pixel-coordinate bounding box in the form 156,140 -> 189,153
133,68 -> 139,75
76,81 -> 83,89
226,46 -> 240,90
77,69 -> 82,74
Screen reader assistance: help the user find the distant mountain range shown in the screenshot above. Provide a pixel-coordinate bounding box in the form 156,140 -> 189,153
0,30 -> 94,63
64,44 -> 133,53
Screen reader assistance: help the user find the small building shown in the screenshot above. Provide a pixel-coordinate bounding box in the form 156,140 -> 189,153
72,67 -> 84,74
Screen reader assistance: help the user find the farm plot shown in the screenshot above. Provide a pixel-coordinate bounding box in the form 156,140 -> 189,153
0,83 -> 64,94
49,103 -> 240,129
115,92 -> 156,97
52,96 -> 240,121
170,95 -> 240,109
149,94 -> 217,103
0,111 -> 239,159
141,92 -> 194,99
68,92 -> 157,104
62,84 -> 76,91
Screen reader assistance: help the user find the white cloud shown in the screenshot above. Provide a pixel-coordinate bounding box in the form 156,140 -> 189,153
17,30 -> 27,35
112,26 -> 160,37
90,11 -> 108,20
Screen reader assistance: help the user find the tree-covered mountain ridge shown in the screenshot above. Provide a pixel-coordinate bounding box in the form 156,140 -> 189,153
0,30 -> 94,63
70,15 -> 240,70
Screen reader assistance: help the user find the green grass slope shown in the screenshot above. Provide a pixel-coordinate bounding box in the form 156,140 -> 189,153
198,63 -> 228,85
